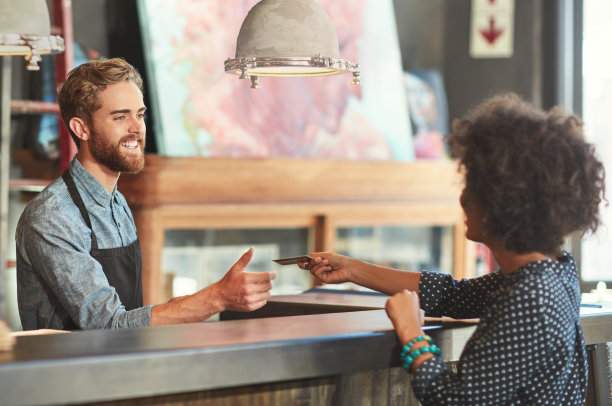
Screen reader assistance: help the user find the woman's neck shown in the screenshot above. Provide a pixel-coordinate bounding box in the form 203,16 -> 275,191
488,242 -> 552,277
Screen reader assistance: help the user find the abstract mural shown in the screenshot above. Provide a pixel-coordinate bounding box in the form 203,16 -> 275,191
137,0 -> 413,160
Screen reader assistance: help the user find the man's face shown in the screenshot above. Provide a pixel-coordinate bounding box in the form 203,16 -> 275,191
87,81 -> 147,174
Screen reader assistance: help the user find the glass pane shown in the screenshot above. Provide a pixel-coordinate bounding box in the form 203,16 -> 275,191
581,0 -> 612,282
163,228 -> 312,298
334,225 -> 453,291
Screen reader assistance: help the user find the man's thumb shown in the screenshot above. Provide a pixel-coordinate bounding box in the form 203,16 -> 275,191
230,248 -> 254,272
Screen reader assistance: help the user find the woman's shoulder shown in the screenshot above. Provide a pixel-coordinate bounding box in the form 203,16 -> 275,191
506,253 -> 580,313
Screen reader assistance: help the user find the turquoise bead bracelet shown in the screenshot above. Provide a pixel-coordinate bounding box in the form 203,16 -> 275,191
401,344 -> 441,371
400,335 -> 441,372
400,335 -> 433,361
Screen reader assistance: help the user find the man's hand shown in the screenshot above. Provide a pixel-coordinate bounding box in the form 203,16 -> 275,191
214,248 -> 276,312
152,248 -> 276,324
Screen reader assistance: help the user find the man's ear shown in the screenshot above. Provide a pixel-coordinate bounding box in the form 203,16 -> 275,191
68,117 -> 90,142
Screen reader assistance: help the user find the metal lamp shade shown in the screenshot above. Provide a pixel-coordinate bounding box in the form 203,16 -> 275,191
224,0 -> 359,88
0,0 -> 64,70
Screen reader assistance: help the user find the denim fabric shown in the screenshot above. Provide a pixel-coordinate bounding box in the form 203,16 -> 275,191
16,157 -> 152,330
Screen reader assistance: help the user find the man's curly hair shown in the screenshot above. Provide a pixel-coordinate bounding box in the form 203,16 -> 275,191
448,93 -> 606,254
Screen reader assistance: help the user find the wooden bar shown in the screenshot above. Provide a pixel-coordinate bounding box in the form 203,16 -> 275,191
117,155 -> 468,304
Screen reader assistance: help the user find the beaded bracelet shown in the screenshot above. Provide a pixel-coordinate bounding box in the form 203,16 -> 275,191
400,335 -> 433,361
402,345 -> 441,371
400,335 -> 441,372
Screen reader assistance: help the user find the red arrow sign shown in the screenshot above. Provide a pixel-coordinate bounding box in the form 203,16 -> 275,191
480,17 -> 504,44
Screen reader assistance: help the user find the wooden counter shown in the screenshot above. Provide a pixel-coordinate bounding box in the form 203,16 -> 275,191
0,311 -> 451,405
1,291 -> 611,406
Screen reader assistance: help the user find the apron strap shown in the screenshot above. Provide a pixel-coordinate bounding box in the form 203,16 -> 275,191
62,170 -> 99,250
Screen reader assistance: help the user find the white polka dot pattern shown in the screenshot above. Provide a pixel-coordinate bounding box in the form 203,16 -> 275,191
411,251 -> 587,405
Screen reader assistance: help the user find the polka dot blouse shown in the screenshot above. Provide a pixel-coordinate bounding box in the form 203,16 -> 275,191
414,251 -> 587,405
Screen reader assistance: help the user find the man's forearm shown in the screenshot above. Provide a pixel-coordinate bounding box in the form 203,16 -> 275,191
150,282 -> 225,325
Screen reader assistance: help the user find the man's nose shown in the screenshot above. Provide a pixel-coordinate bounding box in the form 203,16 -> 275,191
129,116 -> 145,134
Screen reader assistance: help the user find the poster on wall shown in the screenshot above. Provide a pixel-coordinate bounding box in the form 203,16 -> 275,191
470,0 -> 515,58
404,69 -> 449,159
137,0 -> 414,161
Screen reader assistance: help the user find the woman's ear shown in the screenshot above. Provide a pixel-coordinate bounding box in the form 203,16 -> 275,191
68,117 -> 90,142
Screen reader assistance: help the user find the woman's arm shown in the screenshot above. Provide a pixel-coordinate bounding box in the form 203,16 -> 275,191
303,252 -> 421,296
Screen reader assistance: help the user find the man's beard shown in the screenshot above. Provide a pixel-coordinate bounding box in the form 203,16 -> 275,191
89,131 -> 146,174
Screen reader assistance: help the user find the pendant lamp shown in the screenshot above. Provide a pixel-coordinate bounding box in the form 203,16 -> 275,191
224,0 -> 360,89
0,0 -> 65,70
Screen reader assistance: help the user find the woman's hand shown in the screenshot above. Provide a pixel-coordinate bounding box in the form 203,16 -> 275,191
385,290 -> 424,345
298,252 -> 352,285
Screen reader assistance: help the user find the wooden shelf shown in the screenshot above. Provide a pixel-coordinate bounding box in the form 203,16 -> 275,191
119,155 -> 463,206
8,178 -> 51,192
118,155 -> 472,305
10,100 -> 60,115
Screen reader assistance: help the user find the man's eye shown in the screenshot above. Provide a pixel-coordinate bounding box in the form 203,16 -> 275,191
114,116 -> 125,121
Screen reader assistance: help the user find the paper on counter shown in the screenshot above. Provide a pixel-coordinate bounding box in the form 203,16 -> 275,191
424,316 -> 480,324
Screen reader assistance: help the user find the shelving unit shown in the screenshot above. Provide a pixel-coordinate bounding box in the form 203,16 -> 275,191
5,0 -> 74,191
0,0 -> 74,320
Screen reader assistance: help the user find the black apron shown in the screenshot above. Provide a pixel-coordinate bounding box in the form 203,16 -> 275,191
62,170 -> 143,322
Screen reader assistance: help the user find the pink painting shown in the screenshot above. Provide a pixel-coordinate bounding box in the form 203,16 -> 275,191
138,0 -> 413,160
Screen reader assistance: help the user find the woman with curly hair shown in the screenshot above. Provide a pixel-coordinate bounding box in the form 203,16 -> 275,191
301,93 -> 606,405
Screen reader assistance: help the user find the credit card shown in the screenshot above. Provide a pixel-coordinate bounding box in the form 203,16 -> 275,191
272,255 -> 312,265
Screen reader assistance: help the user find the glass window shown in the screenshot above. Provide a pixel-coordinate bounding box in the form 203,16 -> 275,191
581,0 -> 612,284
333,225 -> 453,291
163,228 -> 312,298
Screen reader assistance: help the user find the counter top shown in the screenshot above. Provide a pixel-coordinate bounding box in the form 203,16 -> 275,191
0,309 -> 417,405
1,292 -> 611,406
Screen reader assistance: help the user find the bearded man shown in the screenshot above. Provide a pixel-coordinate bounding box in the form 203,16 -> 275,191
16,58 -> 275,330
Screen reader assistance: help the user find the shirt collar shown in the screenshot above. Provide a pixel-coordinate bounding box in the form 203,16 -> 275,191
508,250 -> 574,282
68,157 -> 116,207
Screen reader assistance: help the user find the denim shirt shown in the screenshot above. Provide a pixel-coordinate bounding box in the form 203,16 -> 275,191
16,158 -> 152,330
